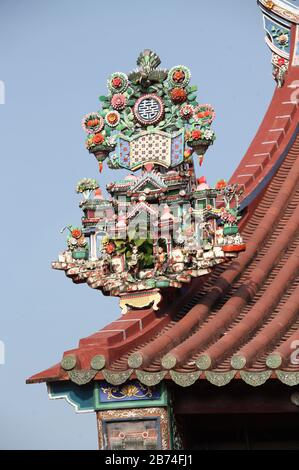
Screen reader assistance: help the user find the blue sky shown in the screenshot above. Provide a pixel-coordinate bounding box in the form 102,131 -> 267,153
0,0 -> 274,449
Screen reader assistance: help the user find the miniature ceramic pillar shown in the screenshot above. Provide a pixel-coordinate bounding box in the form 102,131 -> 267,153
167,237 -> 172,257
90,233 -> 97,260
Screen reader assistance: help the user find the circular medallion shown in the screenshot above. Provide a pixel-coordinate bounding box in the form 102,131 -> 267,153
107,72 -> 128,94
105,110 -> 120,127
167,65 -> 191,88
133,94 -> 164,126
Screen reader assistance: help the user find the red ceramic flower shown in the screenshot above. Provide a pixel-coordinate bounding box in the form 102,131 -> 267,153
93,133 -> 104,144
112,77 -> 122,88
215,179 -> 227,190
105,242 -> 116,254
111,93 -> 126,110
71,229 -> 82,239
191,130 -> 202,140
170,88 -> 187,103
173,70 -> 185,83
82,113 -> 104,134
194,105 -> 215,125
277,57 -> 285,66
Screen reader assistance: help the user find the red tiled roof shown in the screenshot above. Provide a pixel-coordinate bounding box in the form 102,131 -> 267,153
27,67 -> 299,388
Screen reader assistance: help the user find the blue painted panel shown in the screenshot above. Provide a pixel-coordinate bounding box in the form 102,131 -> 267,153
99,380 -> 161,403
171,130 -> 184,167
48,381 -> 95,412
116,136 -> 131,169
264,16 -> 290,54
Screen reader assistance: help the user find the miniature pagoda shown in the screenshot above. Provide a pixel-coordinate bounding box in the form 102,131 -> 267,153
52,50 -> 245,315
28,0 -> 299,450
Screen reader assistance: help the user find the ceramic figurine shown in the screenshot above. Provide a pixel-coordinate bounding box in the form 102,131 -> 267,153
127,246 -> 140,278
154,247 -> 167,275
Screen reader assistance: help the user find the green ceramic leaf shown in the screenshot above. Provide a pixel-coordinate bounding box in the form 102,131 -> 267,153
176,119 -> 184,128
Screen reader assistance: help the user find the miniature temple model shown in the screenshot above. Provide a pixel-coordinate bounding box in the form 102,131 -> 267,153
52,50 -> 245,314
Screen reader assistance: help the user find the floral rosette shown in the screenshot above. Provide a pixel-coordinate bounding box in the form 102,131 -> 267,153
167,65 -> 191,88
105,110 -> 120,127
180,104 -> 194,120
82,112 -> 104,134
107,72 -> 129,94
170,87 -> 187,103
193,104 -> 215,126
111,93 -> 127,110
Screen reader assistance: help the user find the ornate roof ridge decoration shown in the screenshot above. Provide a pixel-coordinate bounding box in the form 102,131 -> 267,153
258,0 -> 299,85
260,0 -> 299,24
130,172 -> 167,192
126,200 -> 160,218
52,50 -> 246,314
61,368 -> 299,387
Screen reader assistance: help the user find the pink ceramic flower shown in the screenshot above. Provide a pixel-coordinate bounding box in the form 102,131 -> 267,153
111,93 -> 127,110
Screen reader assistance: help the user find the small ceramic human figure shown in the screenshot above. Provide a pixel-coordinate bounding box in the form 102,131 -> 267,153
127,245 -> 140,278
183,248 -> 195,269
155,246 -> 167,275
202,222 -> 214,247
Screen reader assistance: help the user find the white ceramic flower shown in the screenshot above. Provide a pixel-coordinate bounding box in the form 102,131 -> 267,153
203,129 -> 214,140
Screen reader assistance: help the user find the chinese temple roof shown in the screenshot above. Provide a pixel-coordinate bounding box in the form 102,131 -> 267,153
27,1 -> 299,389
28,78 -> 299,387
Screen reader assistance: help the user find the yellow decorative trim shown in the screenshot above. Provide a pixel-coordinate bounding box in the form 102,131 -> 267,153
119,290 -> 161,315
101,383 -> 153,400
